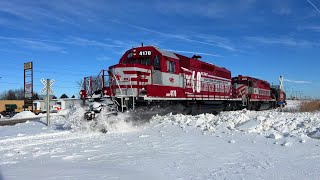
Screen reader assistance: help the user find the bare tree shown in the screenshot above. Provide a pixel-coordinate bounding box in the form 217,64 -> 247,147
77,78 -> 84,98
6,90 -> 17,100
0,88 -> 24,100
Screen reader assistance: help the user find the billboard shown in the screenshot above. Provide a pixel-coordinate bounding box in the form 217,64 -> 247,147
24,62 -> 33,109
24,62 -> 32,70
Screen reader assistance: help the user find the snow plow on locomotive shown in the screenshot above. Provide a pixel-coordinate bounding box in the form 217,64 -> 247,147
80,45 -> 286,120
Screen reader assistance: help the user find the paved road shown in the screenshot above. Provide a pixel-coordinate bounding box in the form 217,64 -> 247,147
0,117 -> 42,126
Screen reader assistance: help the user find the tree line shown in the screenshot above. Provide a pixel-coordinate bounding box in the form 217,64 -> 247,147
0,88 -> 75,100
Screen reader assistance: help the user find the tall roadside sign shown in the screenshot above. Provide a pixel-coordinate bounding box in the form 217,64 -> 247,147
24,62 -> 33,111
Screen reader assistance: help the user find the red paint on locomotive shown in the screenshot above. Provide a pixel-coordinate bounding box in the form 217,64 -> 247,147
107,46 -> 233,100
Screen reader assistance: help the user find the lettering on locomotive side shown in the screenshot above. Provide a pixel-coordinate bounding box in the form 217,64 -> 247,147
183,71 -> 202,93
183,70 -> 231,93
258,89 -> 270,96
201,83 -> 231,93
184,74 -> 192,86
166,90 -> 177,97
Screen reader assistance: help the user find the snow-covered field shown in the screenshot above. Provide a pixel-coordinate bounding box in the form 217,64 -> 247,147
1,100 -> 320,179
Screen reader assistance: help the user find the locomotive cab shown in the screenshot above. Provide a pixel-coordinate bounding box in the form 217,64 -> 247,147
107,46 -> 181,111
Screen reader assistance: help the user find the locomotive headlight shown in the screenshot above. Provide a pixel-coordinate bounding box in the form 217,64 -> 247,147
140,88 -> 147,95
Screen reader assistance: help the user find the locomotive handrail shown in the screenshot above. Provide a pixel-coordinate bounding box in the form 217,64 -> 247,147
129,76 -> 137,96
113,74 -> 123,95
129,76 -> 137,110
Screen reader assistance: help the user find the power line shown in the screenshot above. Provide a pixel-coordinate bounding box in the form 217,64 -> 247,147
36,65 -> 102,74
0,82 -> 21,85
34,70 -> 87,77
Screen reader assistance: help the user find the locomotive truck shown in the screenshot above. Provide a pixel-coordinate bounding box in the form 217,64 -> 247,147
80,45 -> 285,119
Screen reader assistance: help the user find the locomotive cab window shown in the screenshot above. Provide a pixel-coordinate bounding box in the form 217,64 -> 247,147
167,60 -> 175,73
154,55 -> 161,70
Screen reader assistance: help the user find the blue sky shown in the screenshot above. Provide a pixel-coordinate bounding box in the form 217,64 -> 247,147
0,0 -> 320,99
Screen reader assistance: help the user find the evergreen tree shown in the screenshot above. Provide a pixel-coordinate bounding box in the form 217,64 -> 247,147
33,93 -> 40,100
60,94 -> 69,98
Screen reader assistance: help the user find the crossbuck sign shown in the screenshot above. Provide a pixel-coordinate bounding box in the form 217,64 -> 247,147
41,78 -> 55,94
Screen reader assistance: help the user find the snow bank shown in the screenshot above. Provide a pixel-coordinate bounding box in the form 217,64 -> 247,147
12,111 -> 37,119
308,128 -> 320,139
151,109 -> 320,143
56,109 -> 70,116
283,100 -> 301,112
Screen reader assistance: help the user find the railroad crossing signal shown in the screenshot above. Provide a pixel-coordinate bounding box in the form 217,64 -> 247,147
279,76 -> 284,91
41,78 -> 55,94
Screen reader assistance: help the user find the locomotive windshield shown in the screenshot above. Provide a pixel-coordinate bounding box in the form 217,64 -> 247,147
123,57 -> 152,66
139,57 -> 152,65
126,58 -> 137,64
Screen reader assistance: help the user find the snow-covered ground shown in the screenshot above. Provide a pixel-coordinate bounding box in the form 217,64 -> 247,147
1,100 -> 320,179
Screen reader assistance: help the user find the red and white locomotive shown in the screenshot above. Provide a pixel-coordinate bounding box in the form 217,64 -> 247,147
80,45 -> 285,115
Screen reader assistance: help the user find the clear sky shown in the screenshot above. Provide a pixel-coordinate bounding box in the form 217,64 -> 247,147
0,0 -> 319,99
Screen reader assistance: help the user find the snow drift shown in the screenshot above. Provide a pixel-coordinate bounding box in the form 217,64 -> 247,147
12,111 -> 37,119
151,108 -> 320,143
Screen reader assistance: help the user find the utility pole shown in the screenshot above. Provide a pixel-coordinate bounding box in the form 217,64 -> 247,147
46,79 -> 50,126
292,90 -> 298,100
299,92 -> 303,101
41,78 -> 55,127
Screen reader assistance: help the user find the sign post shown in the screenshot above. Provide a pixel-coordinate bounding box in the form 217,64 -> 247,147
41,78 -> 55,126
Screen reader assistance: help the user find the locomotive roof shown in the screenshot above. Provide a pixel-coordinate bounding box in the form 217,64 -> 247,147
132,45 -> 229,72
153,46 -> 179,59
237,75 -> 270,84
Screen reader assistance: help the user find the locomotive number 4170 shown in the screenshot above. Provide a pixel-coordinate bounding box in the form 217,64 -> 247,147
139,51 -> 152,56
